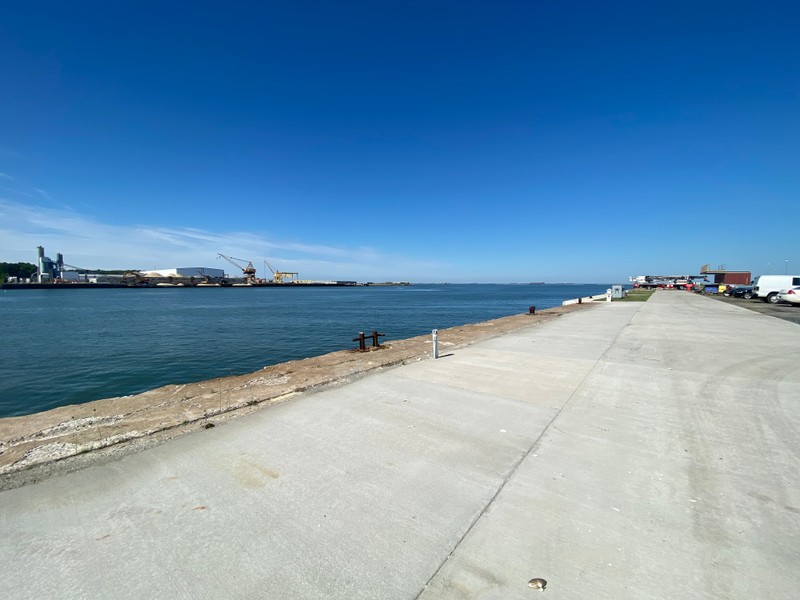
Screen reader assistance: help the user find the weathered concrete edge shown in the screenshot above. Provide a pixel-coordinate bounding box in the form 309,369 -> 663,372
561,292 -> 608,306
0,303 -> 596,490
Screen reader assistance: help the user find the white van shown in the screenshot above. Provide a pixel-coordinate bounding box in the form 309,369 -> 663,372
752,275 -> 800,303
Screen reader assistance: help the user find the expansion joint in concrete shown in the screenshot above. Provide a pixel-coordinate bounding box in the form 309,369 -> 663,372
414,306 -> 640,598
414,338 -> 623,597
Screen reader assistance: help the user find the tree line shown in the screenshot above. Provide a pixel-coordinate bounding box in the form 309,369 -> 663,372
0,262 -> 37,282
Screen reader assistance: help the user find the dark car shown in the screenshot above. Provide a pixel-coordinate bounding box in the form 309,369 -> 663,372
724,285 -> 754,299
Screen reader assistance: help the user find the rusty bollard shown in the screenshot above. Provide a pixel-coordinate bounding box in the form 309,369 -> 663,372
353,331 -> 385,351
353,331 -> 366,351
370,330 -> 385,348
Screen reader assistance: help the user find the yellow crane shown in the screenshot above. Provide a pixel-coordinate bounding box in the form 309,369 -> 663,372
217,254 -> 257,284
264,259 -> 298,284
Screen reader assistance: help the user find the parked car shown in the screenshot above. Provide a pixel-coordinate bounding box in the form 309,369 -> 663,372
776,287 -> 800,306
726,285 -> 754,299
752,275 -> 800,303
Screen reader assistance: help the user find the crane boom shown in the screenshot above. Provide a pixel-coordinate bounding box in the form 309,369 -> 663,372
62,262 -> 90,272
217,253 -> 257,283
263,259 -> 298,284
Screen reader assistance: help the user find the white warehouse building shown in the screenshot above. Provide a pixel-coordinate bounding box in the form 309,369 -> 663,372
142,267 -> 225,279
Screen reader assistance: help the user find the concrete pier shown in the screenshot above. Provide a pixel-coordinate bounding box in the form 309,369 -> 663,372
1,291 -> 798,599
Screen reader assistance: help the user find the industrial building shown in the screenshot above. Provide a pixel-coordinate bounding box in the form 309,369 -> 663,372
142,267 -> 225,279
28,247 -> 224,285
34,245 -> 67,283
32,246 -> 104,282
699,264 -> 751,286
4,245 -> 356,288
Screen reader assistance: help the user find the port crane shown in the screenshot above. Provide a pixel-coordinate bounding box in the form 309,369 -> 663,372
264,259 -> 298,284
217,254 -> 257,284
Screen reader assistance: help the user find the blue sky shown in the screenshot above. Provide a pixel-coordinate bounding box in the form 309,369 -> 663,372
1,1 -> 798,282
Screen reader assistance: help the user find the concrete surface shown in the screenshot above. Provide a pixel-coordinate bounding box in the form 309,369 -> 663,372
1,291 -> 798,599
708,293 -> 800,326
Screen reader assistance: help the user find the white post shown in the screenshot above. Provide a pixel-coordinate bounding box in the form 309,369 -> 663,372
432,329 -> 439,359
606,288 -> 612,303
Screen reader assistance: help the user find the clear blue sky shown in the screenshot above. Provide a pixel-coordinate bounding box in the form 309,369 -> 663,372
1,1 -> 798,282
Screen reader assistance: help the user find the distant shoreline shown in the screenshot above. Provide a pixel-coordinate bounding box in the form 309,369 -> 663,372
2,281 -> 363,289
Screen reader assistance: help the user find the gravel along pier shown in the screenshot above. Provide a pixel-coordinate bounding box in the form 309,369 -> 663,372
0,303 -> 589,490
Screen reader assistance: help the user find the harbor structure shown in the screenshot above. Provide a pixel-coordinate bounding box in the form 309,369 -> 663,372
3,245 -> 364,288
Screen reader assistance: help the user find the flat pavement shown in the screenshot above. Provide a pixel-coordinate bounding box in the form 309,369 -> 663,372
708,293 -> 800,326
1,291 -> 798,599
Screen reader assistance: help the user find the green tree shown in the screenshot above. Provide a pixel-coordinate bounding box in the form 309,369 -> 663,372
0,262 -> 38,282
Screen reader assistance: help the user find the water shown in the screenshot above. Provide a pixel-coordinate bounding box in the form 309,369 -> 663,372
0,283 -> 608,417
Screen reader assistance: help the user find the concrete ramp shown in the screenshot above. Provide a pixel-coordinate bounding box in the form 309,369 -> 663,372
2,292 -> 798,599
420,292 -> 800,600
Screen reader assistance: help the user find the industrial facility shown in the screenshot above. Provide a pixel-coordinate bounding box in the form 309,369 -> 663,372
2,246 -> 359,289
143,267 -> 225,279
29,246 -> 121,284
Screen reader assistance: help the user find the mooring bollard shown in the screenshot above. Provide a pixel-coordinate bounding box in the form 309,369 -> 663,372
370,330 -> 385,347
353,331 -> 366,351
432,329 -> 439,359
353,330 -> 385,351
529,306 -> 536,315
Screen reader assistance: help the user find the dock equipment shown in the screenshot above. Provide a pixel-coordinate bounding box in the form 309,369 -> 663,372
353,331 -> 385,351
264,259 -> 298,284
217,254 -> 257,284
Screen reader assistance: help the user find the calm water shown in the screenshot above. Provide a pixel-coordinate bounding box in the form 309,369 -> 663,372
0,284 -> 608,417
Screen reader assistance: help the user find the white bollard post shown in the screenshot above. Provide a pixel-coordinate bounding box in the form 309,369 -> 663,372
432,329 -> 439,359
606,288 -> 612,303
